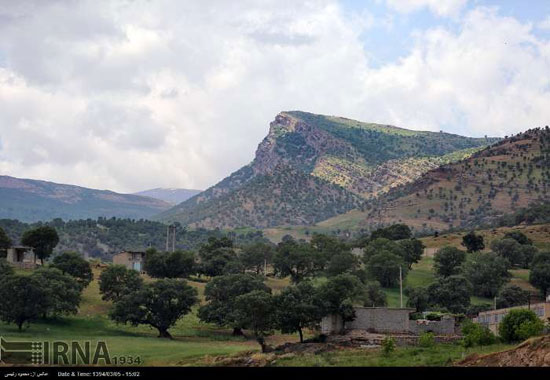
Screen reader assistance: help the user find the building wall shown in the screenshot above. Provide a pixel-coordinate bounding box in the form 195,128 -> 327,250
113,253 -> 132,269
345,307 -> 412,333
409,316 -> 455,335
474,302 -> 550,334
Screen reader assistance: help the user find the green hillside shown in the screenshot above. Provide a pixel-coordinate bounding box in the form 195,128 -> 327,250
157,111 -> 497,229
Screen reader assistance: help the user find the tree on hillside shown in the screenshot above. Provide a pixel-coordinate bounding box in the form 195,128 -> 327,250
496,285 -> 530,309
462,252 -> 510,298
240,242 -> 274,274
326,251 -> 360,277
365,250 -> 407,288
461,231 -> 485,253
273,238 -> 316,283
405,286 -> 429,312
503,231 -> 532,246
490,238 -> 536,268
0,227 -> 11,254
234,291 -> 276,353
99,265 -> 144,302
51,252 -> 93,288
433,246 -> 466,277
31,267 -> 82,317
398,238 -> 425,269
144,248 -> 196,278
21,226 -> 59,264
370,224 -> 412,241
198,244 -> 237,278
362,281 -> 387,307
363,238 -> 405,262
315,274 -> 364,321
529,251 -> 550,298
428,275 -> 472,313
198,273 -> 270,336
0,258 -> 14,278
110,279 -> 198,339
310,234 -> 349,272
274,281 -> 321,343
0,275 -> 49,331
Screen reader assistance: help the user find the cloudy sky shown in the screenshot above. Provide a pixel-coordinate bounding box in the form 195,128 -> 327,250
1,0 -> 549,193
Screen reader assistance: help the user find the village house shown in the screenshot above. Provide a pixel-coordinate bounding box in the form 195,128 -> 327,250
112,251 -> 146,272
321,307 -> 456,336
5,246 -> 37,269
474,302 -> 550,334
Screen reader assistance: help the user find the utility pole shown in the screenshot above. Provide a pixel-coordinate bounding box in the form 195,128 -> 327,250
494,296 -> 497,310
165,224 -> 177,252
165,225 -> 170,252
399,266 -> 403,308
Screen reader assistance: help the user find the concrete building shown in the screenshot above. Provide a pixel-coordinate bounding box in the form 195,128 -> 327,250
6,246 -> 36,269
112,251 -> 146,272
474,302 -> 550,334
321,307 -> 456,336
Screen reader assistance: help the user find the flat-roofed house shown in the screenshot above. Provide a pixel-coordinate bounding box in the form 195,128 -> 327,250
474,303 -> 550,334
6,246 -> 36,269
112,251 -> 146,272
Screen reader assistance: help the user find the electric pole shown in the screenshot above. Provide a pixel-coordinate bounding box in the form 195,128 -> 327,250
399,265 -> 403,308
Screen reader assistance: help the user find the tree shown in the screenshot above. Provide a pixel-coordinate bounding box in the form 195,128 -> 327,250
240,242 -> 274,274
0,226 -> 11,254
529,251 -> 550,298
0,258 -> 14,278
490,238 -> 533,268
433,246 -> 466,277
405,287 -> 429,312
365,250 -> 407,288
427,275 -> 472,313
31,267 -> 82,317
498,309 -> 544,343
234,291 -> 276,352
21,226 -> 59,264
462,252 -> 510,298
198,247 -> 237,277
144,249 -> 196,279
462,320 -> 495,347
273,239 -> 316,283
99,265 -> 144,302
315,274 -> 364,321
363,238 -> 405,262
398,238 -> 425,269
503,231 -> 532,246
370,224 -> 412,241
198,273 -> 270,336
496,285 -> 530,309
274,281 -> 321,343
110,279 -> 198,339
461,231 -> 485,253
326,251 -> 359,277
51,252 -> 93,288
310,234 -> 349,272
362,281 -> 387,307
0,275 -> 49,331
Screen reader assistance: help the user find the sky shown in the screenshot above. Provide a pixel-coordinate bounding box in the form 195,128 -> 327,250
0,0 -> 549,193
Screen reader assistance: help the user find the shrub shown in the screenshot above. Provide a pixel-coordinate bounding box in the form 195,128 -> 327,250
419,332 -> 435,348
498,309 -> 544,343
381,336 -> 396,356
461,320 -> 495,347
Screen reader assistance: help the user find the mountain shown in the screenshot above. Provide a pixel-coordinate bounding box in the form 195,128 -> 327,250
0,176 -> 172,222
133,188 -> 202,205
319,127 -> 550,233
157,111 -> 498,229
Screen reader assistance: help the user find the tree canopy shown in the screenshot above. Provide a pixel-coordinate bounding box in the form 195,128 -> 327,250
21,226 -> 59,264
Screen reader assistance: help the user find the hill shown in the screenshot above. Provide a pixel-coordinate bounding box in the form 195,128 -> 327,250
133,188 -> 202,205
0,176 -> 172,222
320,127 -> 550,234
158,111 -> 497,228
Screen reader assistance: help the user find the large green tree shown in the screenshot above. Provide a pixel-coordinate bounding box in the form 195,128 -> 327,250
240,242 -> 274,274
198,273 -> 270,336
362,281 -> 388,307
273,238 -> 316,283
234,291 -> 276,352
498,309 -> 543,343
99,265 -> 144,302
274,281 -> 321,343
496,285 -> 530,309
144,249 -> 196,279
405,286 -> 429,312
427,275 -> 472,313
110,279 -> 198,339
21,226 -> 59,264
433,246 -> 466,277
315,274 -> 364,321
398,238 -> 425,269
461,231 -> 485,253
0,258 -> 14,278
31,267 -> 82,317
51,252 -> 93,288
0,226 -> 11,254
462,252 -> 510,298
0,275 -> 49,331
365,250 -> 407,288
370,224 -> 412,241
529,251 -> 550,298
490,238 -> 536,268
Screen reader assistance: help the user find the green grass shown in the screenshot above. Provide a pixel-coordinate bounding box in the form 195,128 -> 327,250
273,342 -> 514,367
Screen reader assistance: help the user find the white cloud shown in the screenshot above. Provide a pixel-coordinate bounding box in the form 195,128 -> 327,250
537,16 -> 550,30
385,0 -> 468,17
0,1 -> 549,194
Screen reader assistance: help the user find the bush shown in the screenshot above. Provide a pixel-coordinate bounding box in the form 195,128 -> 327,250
461,320 -> 495,347
498,309 -> 544,343
418,332 -> 435,348
381,335 -> 396,356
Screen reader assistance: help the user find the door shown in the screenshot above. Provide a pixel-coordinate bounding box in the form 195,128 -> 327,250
133,261 -> 141,272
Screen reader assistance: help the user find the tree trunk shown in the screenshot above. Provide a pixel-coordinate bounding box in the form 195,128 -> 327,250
298,328 -> 304,343
157,328 -> 173,339
257,336 -> 267,353
232,327 -> 244,336
18,321 -> 23,332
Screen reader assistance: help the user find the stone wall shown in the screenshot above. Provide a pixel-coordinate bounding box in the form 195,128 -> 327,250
345,307 -> 413,333
409,316 -> 455,335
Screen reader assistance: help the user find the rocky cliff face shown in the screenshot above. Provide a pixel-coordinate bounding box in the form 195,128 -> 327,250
157,111 -> 497,229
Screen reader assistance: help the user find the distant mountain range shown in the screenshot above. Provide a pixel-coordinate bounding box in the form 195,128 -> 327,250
0,176 -> 172,222
157,111 -> 499,229
133,188 -> 202,205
